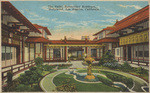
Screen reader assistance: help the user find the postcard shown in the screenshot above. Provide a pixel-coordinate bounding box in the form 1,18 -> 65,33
1,0 -> 149,92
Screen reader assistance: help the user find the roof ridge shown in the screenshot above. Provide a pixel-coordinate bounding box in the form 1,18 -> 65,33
114,5 -> 149,26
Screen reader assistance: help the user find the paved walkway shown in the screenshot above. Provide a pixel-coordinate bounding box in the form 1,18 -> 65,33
118,61 -> 149,70
69,61 -> 87,69
40,69 -> 67,92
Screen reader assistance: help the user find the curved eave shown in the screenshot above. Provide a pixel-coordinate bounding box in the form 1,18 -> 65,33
107,5 -> 149,35
96,38 -> 119,44
2,1 -> 41,33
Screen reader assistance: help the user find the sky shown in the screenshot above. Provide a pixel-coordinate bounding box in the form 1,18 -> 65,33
10,1 -> 148,40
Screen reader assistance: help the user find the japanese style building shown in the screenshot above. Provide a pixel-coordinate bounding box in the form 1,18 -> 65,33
1,1 -> 149,84
93,5 -> 149,65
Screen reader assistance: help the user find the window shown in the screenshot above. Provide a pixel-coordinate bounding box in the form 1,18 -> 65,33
136,51 -> 138,57
99,33 -> 103,39
144,51 -> 149,57
117,49 -> 119,56
2,46 -> 6,61
36,43 -> 41,53
2,46 -> 12,61
91,49 -> 97,58
138,51 -> 143,57
53,49 -> 61,59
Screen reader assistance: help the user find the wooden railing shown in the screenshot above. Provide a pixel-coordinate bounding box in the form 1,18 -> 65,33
2,61 -> 35,84
115,57 -> 149,66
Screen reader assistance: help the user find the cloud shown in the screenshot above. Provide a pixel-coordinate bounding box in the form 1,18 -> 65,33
34,23 -> 49,26
51,18 -> 58,22
102,13 -> 127,18
28,17 -> 50,21
20,10 -> 24,13
59,10 -> 76,14
105,9 -> 115,14
118,4 -> 142,9
25,9 -> 39,17
42,6 -> 49,10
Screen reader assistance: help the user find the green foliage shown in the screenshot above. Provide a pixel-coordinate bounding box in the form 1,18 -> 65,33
98,58 -> 104,66
18,67 -> 42,87
14,84 -> 33,92
34,57 -> 44,67
103,62 -> 121,69
105,72 -> 133,88
99,50 -> 117,66
121,62 -> 132,72
97,75 -> 113,86
4,78 -> 20,92
136,67 -> 146,76
57,64 -> 72,69
56,78 -> 77,92
7,71 -> 13,84
42,65 -> 56,71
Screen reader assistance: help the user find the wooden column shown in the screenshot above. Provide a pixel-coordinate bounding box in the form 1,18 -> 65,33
132,45 -> 134,64
123,46 -> 126,61
120,47 -> 121,62
126,45 -> 127,61
22,36 -> 24,63
29,43 -> 30,61
49,48 -> 50,60
99,49 -> 100,58
85,47 -> 88,54
34,43 -> 36,59
65,46 -> 67,61
45,46 -> 47,61
130,45 -> 132,63
137,45 -> 139,66
143,44 -> 144,63
42,44 -> 45,60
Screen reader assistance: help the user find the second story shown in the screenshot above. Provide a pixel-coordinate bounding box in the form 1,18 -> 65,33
93,25 -> 119,41
28,24 -> 51,39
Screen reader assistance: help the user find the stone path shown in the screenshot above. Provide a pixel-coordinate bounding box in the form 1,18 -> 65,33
40,69 -> 67,92
69,61 -> 87,69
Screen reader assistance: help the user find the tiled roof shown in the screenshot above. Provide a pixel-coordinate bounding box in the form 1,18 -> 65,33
33,24 -> 51,35
93,26 -> 115,36
49,40 -> 96,44
50,40 -> 65,44
25,37 -> 50,43
107,5 -> 149,35
96,37 -> 119,43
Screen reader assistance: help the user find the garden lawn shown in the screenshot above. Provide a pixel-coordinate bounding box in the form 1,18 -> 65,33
53,73 -> 121,92
76,69 -> 148,92
77,69 -> 100,73
99,69 -> 148,92
40,69 -> 67,92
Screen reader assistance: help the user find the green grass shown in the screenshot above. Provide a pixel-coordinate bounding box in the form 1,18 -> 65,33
53,73 -> 121,92
77,69 -> 100,73
58,66 -> 70,69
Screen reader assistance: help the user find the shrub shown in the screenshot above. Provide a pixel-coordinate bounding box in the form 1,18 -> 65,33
18,68 -> 42,87
97,75 -> 113,86
99,50 -> 117,66
103,62 -> 121,69
42,65 -> 56,71
7,71 -> 13,85
105,72 -> 133,88
121,62 -> 132,72
136,67 -> 148,76
98,58 -> 104,66
14,84 -> 33,92
34,57 -> 44,67
56,79 -> 77,92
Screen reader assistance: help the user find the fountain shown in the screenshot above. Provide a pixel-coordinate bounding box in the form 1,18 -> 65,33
84,56 -> 95,80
